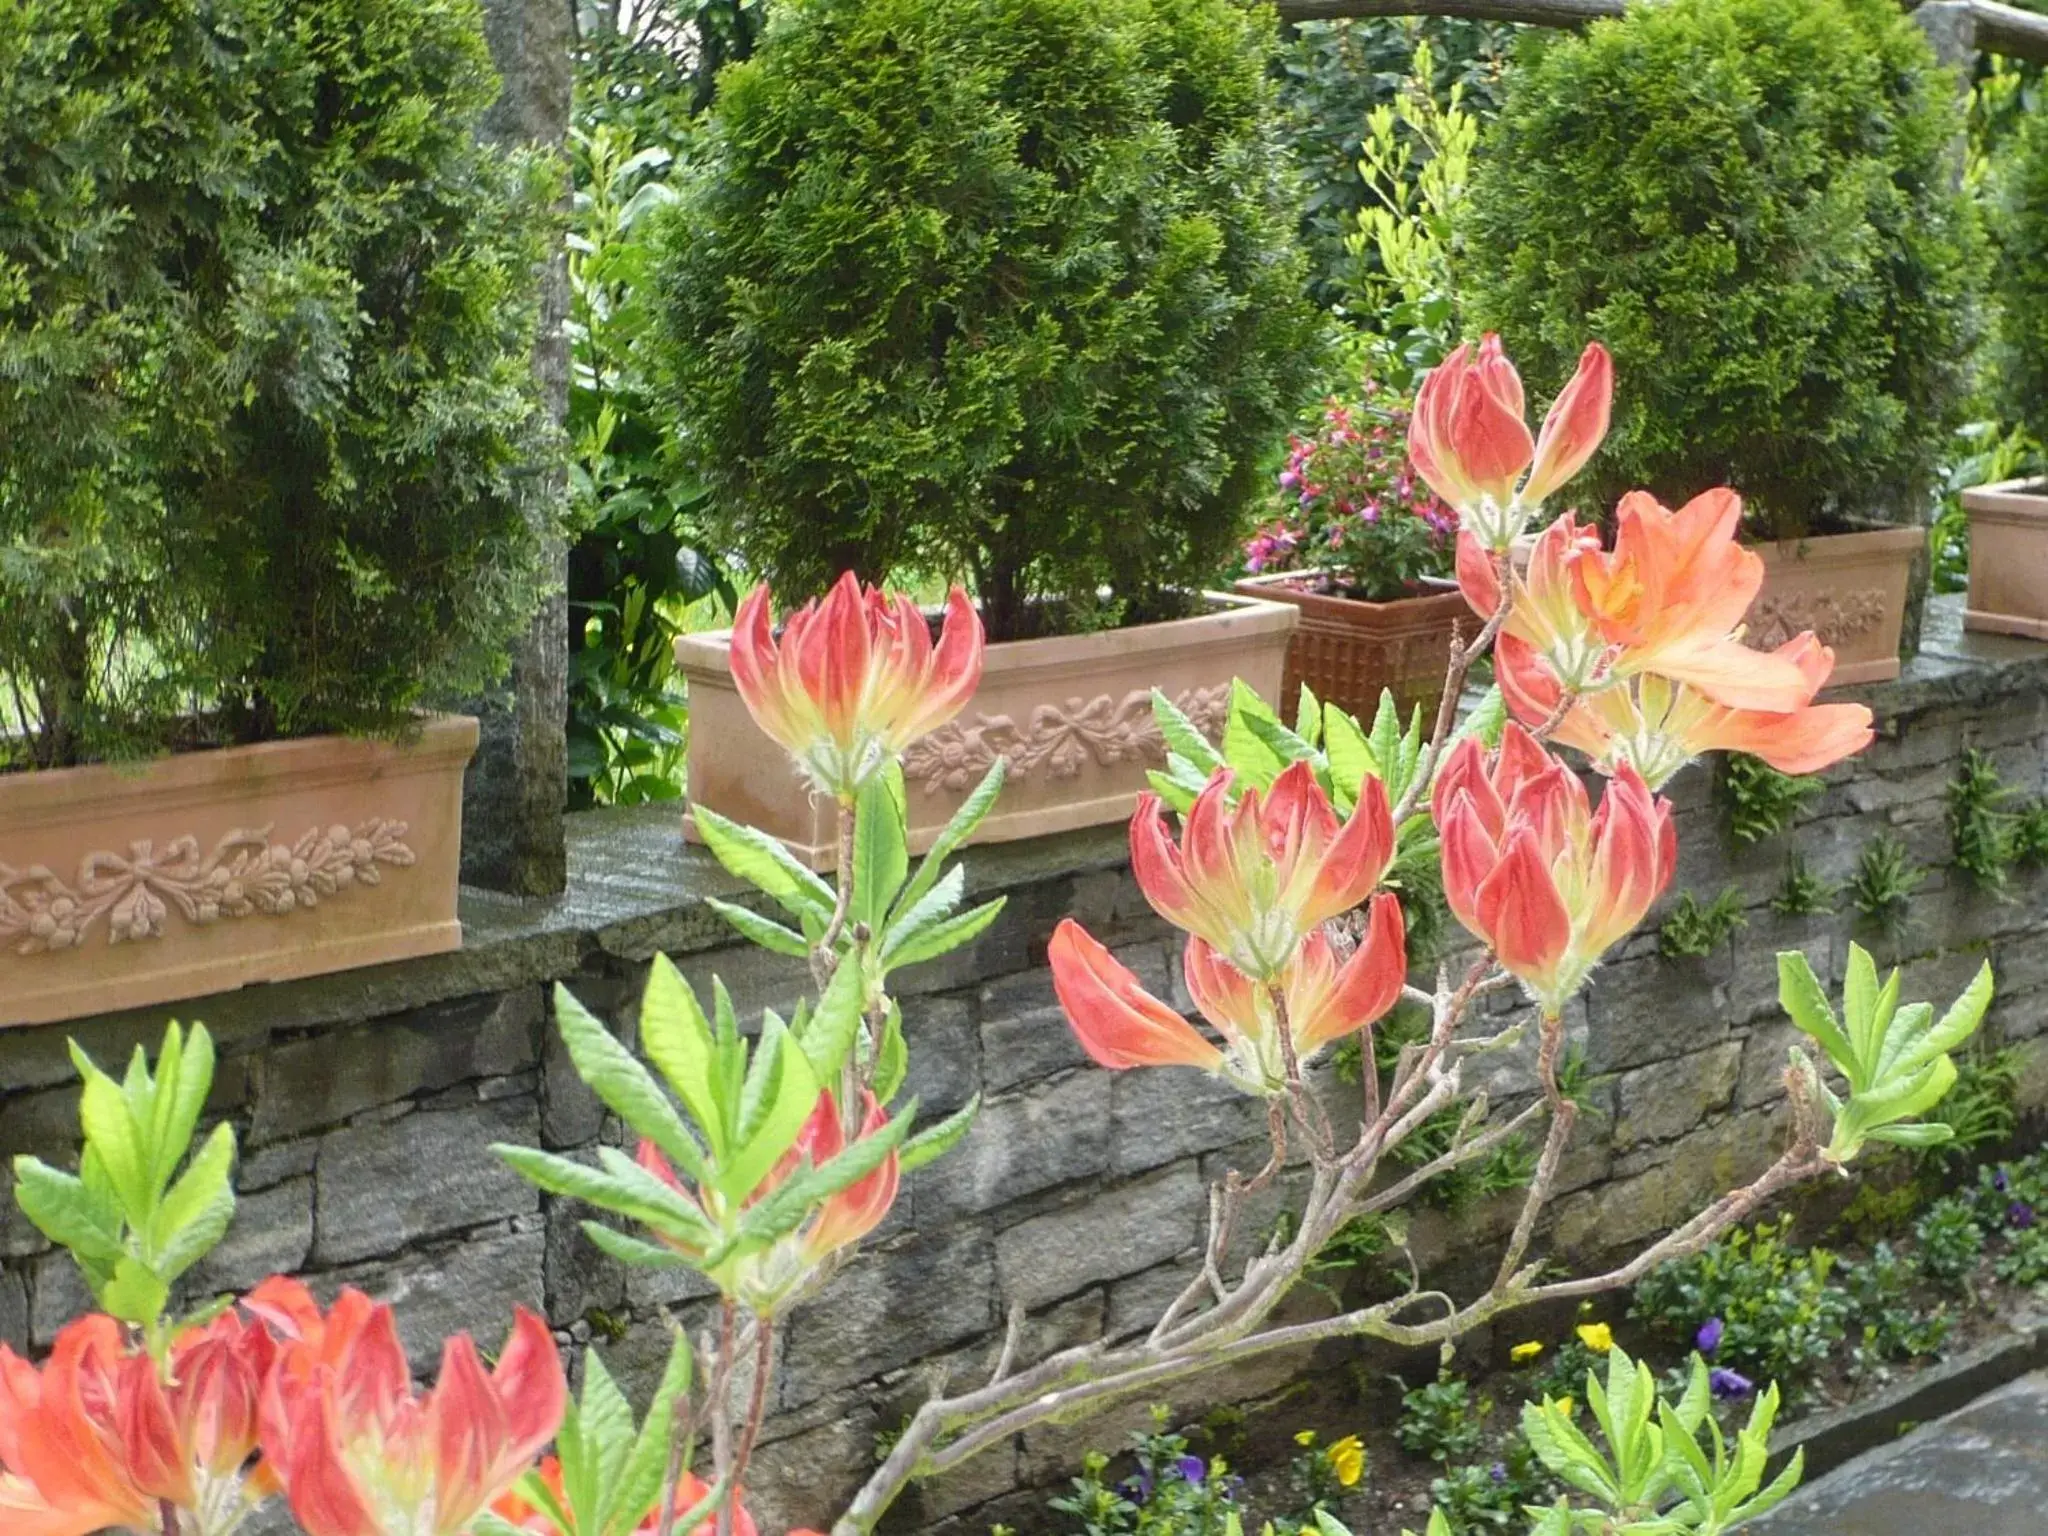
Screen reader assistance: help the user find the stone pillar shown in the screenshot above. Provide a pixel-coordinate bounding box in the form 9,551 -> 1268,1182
464,0 -> 574,895
1913,1 -> 1981,75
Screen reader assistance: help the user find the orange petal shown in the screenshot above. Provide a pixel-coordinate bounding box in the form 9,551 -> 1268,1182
1049,921 -> 1222,1072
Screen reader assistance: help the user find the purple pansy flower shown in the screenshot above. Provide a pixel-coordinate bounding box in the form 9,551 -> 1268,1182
1696,1317 -> 1725,1355
1709,1368 -> 1754,1399
1994,1168 -> 2010,1192
2010,1200 -> 2037,1230
1173,1455 -> 1207,1484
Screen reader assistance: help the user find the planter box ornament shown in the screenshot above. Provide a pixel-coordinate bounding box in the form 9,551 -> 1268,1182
0,715 -> 477,1026
677,592 -> 1297,869
1745,526 -> 1923,686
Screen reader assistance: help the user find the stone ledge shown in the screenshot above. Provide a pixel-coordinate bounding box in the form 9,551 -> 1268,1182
28,595 -> 2048,1053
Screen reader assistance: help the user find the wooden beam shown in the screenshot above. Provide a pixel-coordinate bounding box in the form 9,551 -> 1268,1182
1968,0 -> 2048,64
1269,0 -> 2048,62
1271,0 -> 1619,24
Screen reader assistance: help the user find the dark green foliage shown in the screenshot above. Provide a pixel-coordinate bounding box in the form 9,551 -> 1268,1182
1047,1412 -> 1241,1536
1720,755 -> 1826,846
1848,835 -> 1924,935
1840,1241 -> 1951,1380
1395,1374 -> 1491,1465
0,0 -> 559,764
1927,1045 -> 2021,1172
1274,17 -> 1513,306
1993,100 -> 2048,457
1428,1437 -> 1549,1533
1657,886 -> 1747,959
651,0 -> 1321,638
1950,749 -> 2019,891
1770,853 -> 1836,918
1466,0 -> 1983,537
574,0 -> 761,133
1913,1197 -> 1985,1290
1632,1217 -> 1851,1396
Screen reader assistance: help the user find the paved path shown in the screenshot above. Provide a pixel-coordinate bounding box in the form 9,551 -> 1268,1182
1745,1370 -> 2048,1534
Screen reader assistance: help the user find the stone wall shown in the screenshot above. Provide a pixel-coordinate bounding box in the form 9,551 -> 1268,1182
3,597 -> 2047,1532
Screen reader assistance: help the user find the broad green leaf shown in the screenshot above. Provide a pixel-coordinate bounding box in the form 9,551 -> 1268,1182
899,1095 -> 979,1174
719,1020 -> 820,1203
882,896 -> 1005,970
498,1145 -> 717,1250
1842,943 -> 1880,1075
891,759 -> 1005,927
152,1023 -> 215,1201
100,1255 -> 170,1327
618,1331 -> 695,1535
1221,679 -> 1288,789
881,866 -> 967,973
691,804 -> 836,921
73,1047 -> 151,1226
551,986 -> 712,1186
874,1001 -> 908,1104
1150,690 -> 1225,778
1892,960 -> 1993,1077
1294,684 -> 1323,747
151,1122 -> 237,1281
583,1222 -> 685,1268
702,897 -> 811,959
851,767 -> 910,932
1322,705 -> 1374,811
638,957 -> 726,1155
1244,710 -> 1320,772
797,954 -> 866,1086
1777,951 -> 1854,1072
10,1158 -> 124,1262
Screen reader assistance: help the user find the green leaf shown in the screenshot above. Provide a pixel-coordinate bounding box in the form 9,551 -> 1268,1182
691,804 -> 836,922
552,985 -> 713,1186
729,1105 -> 915,1252
797,953 -> 867,1086
1221,679 -> 1287,789
1294,684 -> 1323,747
72,1046 -> 151,1227
11,1157 -> 124,1263
851,767 -> 910,932
702,897 -> 811,959
881,865 -> 967,970
1151,690 -> 1225,778
899,1095 -> 979,1174
1322,705 -> 1374,812
718,1020 -> 820,1203
874,1001 -> 908,1104
149,1022 -> 215,1202
638,956 -> 726,1156
100,1255 -> 170,1327
151,1122 -> 237,1281
618,1330 -> 695,1535
882,896 -> 1004,970
1777,950 -> 1854,1073
498,1145 -> 718,1251
891,759 -> 1005,928
583,1222 -> 687,1269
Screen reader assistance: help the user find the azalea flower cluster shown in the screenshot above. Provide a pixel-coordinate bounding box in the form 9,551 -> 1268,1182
1246,383 -> 1457,602
0,1278 -> 564,1536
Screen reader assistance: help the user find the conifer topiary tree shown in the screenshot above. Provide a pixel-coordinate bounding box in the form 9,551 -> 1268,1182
650,0 -> 1321,640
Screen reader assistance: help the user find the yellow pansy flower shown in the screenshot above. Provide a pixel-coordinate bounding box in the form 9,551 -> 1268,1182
1328,1435 -> 1365,1488
1576,1322 -> 1614,1354
1555,1395 -> 1576,1418
1295,1429 -> 1318,1447
1510,1340 -> 1543,1363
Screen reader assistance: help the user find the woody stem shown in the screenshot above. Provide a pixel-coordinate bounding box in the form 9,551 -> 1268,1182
729,1314 -> 778,1502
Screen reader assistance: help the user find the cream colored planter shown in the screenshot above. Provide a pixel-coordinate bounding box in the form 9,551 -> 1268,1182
676,594 -> 1298,869
1960,478 -> 2048,641
0,716 -> 477,1027
1746,526 -> 1922,687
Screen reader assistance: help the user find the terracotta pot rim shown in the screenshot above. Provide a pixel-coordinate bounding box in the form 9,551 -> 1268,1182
0,714 -> 480,826
676,589 -> 1299,679
1232,570 -> 1464,613
1745,525 -> 1925,560
1961,477 -> 2048,525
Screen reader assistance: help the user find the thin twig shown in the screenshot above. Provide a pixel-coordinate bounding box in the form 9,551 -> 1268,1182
728,1315 -> 777,1499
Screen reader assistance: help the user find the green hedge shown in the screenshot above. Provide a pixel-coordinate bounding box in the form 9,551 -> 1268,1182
1995,106 -> 2048,456
1465,0 -> 1983,536
650,0 -> 1321,639
0,0 -> 559,766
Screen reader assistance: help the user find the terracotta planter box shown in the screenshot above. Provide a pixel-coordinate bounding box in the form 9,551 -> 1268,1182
677,594 -> 1298,869
1746,526 -> 1923,686
0,716 -> 477,1027
1233,572 -> 1468,724
1959,478 -> 2048,641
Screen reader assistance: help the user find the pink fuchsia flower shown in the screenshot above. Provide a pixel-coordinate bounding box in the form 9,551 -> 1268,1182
1410,337 -> 1611,549
1049,894 -> 1407,1095
247,1278 -> 565,1536
1129,762 -> 1395,980
728,572 -> 984,799
1432,724 -> 1675,1014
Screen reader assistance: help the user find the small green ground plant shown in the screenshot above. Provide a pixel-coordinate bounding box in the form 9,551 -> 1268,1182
1848,836 -> 1925,935
1658,888 -> 1748,959
1721,756 -> 1827,846
1771,854 -> 1836,918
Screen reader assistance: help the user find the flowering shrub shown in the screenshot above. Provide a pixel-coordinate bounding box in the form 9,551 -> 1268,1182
1245,386 -> 1458,602
1,338 -> 1999,1536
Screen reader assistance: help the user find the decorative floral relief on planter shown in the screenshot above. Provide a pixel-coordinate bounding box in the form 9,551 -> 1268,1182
0,820 -> 415,953
903,684 -> 1230,796
1746,588 -> 1886,652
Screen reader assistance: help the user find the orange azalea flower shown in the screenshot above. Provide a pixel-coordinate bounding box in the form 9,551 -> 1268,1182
728,571 -> 985,799
1411,337 -> 1611,549
1498,635 -> 1873,789
247,1278 -> 564,1536
634,1087 -> 903,1310
1129,761 -> 1395,981
1456,513 -> 1608,689
1050,895 -> 1406,1095
0,1310 -> 276,1536
1433,724 -> 1675,1013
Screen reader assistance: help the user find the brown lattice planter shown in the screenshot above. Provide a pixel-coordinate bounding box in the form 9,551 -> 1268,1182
0,715 -> 477,1027
1232,572 -> 1468,724
1959,479 -> 2048,642
676,593 -> 1297,870
1746,526 -> 1922,687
